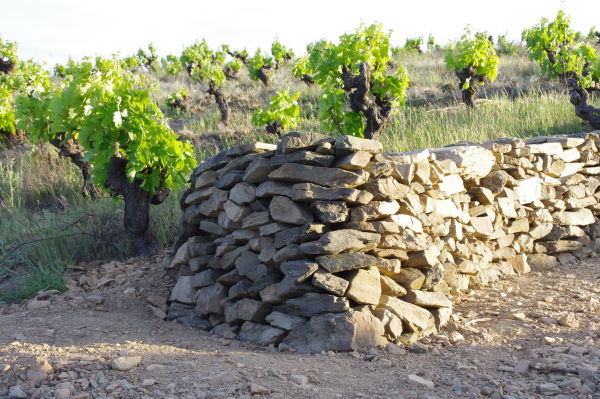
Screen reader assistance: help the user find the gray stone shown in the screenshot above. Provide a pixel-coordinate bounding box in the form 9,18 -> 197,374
311,200 -> 349,223
229,182 -> 256,204
217,268 -> 242,286
335,135 -> 383,154
291,183 -> 373,204
214,170 -> 244,190
228,279 -> 254,300
480,170 -> 509,193
166,302 -> 195,321
242,211 -> 272,230
224,298 -> 271,323
281,309 -> 387,353
199,220 -> 227,236
345,221 -> 400,234
238,321 -> 286,345
283,293 -> 350,317
270,163 -> 370,188
311,269 -> 349,296
169,276 -> 197,304
255,181 -> 292,198
277,132 -> 334,153
300,229 -> 381,255
345,267 -> 381,305
185,187 -> 214,205
259,276 -> 314,304
316,252 -> 379,273
235,251 -> 268,281
195,283 -> 227,316
244,157 -> 273,183
270,196 -> 314,225
333,151 -> 372,170
216,244 -> 250,270
280,260 -> 319,282
8,386 -> 27,399
350,200 -> 401,222
274,223 -> 325,248
191,270 -> 222,288
272,244 -> 305,263
194,170 -> 217,190
223,200 -> 250,223
271,150 -> 334,167
211,323 -> 238,339
198,188 -> 229,217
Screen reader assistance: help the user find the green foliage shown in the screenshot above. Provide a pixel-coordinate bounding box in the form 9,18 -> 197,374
496,34 -> 520,55
427,34 -> 440,51
136,42 -> 158,70
161,54 -> 183,76
165,89 -> 190,113
252,90 -> 300,132
225,58 -> 243,74
247,49 -> 274,82
292,56 -> 310,79
15,57 -> 196,194
403,37 -> 423,53
306,23 -> 409,137
0,37 -> 18,67
522,10 -> 598,85
181,40 -> 227,86
445,30 -> 499,89
271,40 -> 294,65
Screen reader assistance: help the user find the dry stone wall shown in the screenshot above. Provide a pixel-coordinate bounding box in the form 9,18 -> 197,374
165,131 -> 600,353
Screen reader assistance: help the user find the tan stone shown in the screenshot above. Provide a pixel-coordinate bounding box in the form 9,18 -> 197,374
311,269 -> 349,296
404,290 -> 452,308
379,295 -> 435,333
380,275 -> 407,297
345,267 -> 381,305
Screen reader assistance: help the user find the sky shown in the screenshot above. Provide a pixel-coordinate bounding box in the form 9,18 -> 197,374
1,0 -> 599,66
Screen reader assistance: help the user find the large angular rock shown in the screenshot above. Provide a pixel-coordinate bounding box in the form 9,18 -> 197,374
393,268 -> 426,290
195,283 -> 227,316
380,275 -> 407,296
259,276 -> 315,304
277,132 -> 333,153
198,189 -> 229,217
271,150 -> 334,167
238,322 -> 286,345
280,260 -> 319,282
283,293 -> 350,317
214,170 -> 244,190
335,135 -> 383,154
374,308 -> 404,341
515,177 -> 542,205
244,158 -> 273,183
224,298 -> 271,323
223,200 -> 250,223
235,251 -> 268,281
191,270 -> 222,288
333,151 -> 372,170
269,163 -> 370,188
269,196 -> 314,225
557,208 -> 595,226
316,252 -> 379,273
169,276 -> 197,304
311,269 -> 349,296
255,181 -> 292,198
351,201 -> 400,222
291,183 -> 373,204
404,290 -> 452,308
379,295 -> 436,333
311,200 -> 349,223
281,309 -> 387,353
345,267 -> 381,305
300,229 -> 381,255
378,230 -> 428,251
390,214 -> 423,233
274,223 -> 325,248
361,177 -> 410,200
242,211 -> 271,230
480,170 -> 509,194
229,182 -> 256,204
265,311 -> 306,331
430,146 -> 494,179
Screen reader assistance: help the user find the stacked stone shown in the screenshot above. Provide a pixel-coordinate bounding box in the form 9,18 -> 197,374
165,131 -> 600,353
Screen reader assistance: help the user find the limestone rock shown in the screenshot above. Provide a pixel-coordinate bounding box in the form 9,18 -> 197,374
280,260 -> 319,282
270,163 -> 370,188
225,298 -> 271,323
379,295 -> 435,333
316,252 -> 379,273
333,151 -> 372,170
195,283 -> 227,316
300,229 -> 381,255
271,150 -> 334,167
291,183 -> 373,204
281,309 -> 387,353
393,268 -> 426,290
278,132 -> 333,153
335,135 -> 383,154
229,182 -> 256,204
361,176 -> 410,200
111,356 -> 142,371
169,276 -> 197,304
311,269 -> 349,296
238,321 -> 286,345
283,293 -> 350,317
269,196 -> 313,225
311,200 -> 349,223
404,290 -> 452,308
430,146 -> 494,179
265,311 -> 306,330
345,267 -> 381,305
380,275 -> 408,297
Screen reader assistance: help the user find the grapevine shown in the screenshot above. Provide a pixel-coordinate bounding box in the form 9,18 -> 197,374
252,90 -> 300,136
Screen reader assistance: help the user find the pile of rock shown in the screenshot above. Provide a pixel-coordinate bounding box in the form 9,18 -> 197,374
165,131 -> 600,352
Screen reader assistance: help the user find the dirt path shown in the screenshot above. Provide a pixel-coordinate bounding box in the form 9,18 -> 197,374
1,256 -> 599,399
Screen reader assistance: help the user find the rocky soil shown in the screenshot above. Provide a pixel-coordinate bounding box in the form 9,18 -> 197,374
1,255 -> 599,399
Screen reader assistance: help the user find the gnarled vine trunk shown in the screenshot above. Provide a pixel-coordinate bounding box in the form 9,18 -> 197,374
50,135 -> 100,199
568,78 -> 600,129
0,59 -> 15,74
258,67 -> 270,86
105,157 -> 169,256
265,120 -> 283,137
300,74 -> 314,85
342,62 -> 392,140
208,81 -> 230,125
456,66 -> 486,108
